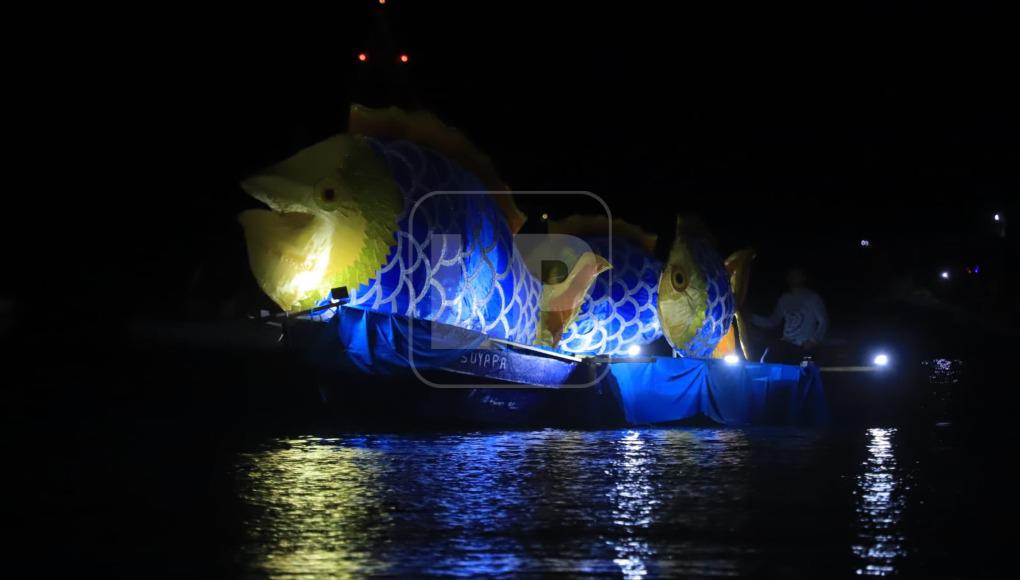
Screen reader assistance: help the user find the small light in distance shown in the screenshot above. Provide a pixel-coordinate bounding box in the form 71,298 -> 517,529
357,53 -> 368,62
873,353 -> 890,367
399,54 -> 409,63
940,271 -> 950,280
627,345 -> 641,356
541,213 -> 549,220
860,239 -> 870,247
994,213 -> 1000,222
724,354 -> 740,365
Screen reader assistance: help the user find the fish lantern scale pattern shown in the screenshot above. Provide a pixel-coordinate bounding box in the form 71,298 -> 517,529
315,138 -> 542,344
558,236 -> 663,356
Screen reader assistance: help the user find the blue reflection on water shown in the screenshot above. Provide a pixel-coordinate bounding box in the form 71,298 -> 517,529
852,428 -> 908,576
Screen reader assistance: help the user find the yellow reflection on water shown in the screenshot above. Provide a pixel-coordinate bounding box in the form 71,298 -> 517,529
237,437 -> 392,577
852,428 -> 907,576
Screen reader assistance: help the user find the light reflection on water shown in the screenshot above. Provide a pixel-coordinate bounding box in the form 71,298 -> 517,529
609,430 -> 655,578
235,428 -> 911,578
852,428 -> 908,576
237,439 -> 395,576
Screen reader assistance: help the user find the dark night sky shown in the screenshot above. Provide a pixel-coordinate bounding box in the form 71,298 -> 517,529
11,1 -> 1017,333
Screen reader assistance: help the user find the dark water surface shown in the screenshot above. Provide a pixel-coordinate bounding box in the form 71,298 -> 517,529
231,427 -> 967,578
11,344 -> 1009,578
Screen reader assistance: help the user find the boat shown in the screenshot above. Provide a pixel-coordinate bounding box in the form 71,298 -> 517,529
278,303 -> 829,429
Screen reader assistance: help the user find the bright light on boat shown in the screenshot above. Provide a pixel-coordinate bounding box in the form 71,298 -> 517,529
627,345 -> 641,356
873,354 -> 889,367
724,354 -> 740,365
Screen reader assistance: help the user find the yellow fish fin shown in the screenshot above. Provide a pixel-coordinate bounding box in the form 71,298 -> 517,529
711,325 -> 738,359
534,252 -> 612,348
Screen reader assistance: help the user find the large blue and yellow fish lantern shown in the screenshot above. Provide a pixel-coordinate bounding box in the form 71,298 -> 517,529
238,106 -> 604,346
238,105 -> 754,359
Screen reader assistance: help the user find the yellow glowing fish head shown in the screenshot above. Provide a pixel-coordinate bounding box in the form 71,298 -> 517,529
656,216 -> 710,352
238,134 -> 402,312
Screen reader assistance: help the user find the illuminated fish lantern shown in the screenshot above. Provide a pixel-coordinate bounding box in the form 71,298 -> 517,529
238,105 -> 607,345
548,216 -> 755,358
238,105 -> 754,359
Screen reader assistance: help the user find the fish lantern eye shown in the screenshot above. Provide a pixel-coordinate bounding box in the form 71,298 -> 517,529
671,270 -> 688,292
314,182 -> 344,211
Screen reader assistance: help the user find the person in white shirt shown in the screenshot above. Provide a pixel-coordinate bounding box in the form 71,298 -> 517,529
751,268 -> 828,363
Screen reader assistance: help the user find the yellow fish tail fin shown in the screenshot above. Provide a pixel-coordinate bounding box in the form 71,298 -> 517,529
725,248 -> 756,308
724,248 -> 757,360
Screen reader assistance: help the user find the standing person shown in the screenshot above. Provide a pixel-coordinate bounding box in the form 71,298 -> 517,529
752,268 -> 828,363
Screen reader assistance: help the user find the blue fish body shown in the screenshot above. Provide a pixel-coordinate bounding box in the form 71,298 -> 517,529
558,237 -> 663,356
316,138 -> 542,344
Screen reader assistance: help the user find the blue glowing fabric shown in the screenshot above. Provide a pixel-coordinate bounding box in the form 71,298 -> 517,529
331,306 -> 487,376
608,357 -> 827,426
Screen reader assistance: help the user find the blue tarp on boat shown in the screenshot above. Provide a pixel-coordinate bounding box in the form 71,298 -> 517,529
331,306 -> 487,375
316,306 -> 827,427
608,357 -> 827,426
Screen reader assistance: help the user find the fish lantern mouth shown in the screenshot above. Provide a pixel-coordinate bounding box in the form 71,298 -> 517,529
237,134 -> 403,312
